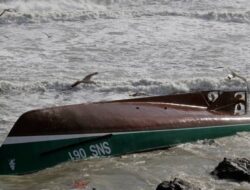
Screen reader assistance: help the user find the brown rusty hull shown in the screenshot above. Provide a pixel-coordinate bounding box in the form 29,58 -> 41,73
0,91 -> 250,175
8,90 -> 250,136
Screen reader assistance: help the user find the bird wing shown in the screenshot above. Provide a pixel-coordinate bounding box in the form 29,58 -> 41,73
82,72 -> 98,82
43,32 -> 49,38
71,80 -> 81,87
0,9 -> 13,17
0,10 -> 6,17
227,68 -> 236,77
228,68 -> 247,82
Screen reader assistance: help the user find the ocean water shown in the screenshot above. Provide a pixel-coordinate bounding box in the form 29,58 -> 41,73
1,0 -> 250,189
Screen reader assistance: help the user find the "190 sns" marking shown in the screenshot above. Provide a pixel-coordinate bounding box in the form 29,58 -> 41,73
68,141 -> 112,161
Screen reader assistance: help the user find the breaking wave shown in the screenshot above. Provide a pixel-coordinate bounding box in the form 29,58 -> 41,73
0,0 -> 250,24
194,11 -> 250,23
0,0 -> 110,24
98,78 -> 247,96
150,10 -> 250,24
0,77 -> 247,96
0,80 -> 70,94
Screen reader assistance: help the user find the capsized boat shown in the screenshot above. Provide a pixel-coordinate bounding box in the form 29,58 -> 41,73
1,90 -> 250,175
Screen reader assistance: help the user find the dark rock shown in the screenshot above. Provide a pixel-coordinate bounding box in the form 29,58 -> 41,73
156,178 -> 201,190
211,157 -> 250,182
201,139 -> 216,145
129,92 -> 147,97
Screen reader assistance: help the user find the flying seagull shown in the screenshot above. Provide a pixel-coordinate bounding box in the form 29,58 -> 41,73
0,9 -> 14,17
71,72 -> 99,87
227,69 -> 247,82
227,68 -> 249,92
42,32 -> 52,38
3,35 -> 9,39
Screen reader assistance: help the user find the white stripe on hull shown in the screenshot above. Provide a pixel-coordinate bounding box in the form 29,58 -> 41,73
4,133 -> 108,145
3,122 -> 250,145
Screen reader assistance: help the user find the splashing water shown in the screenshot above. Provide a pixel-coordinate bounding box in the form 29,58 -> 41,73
1,0 -> 250,189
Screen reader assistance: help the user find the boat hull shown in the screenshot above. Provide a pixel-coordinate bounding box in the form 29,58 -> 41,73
1,90 -> 250,175
1,123 -> 250,175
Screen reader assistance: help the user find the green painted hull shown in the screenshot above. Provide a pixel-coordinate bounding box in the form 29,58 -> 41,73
1,123 -> 250,175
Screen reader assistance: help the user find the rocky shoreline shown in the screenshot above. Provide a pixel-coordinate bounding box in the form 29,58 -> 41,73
156,157 -> 250,190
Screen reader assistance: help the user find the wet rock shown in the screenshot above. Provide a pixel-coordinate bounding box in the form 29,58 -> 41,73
156,178 -> 201,190
211,157 -> 250,182
201,139 -> 216,145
